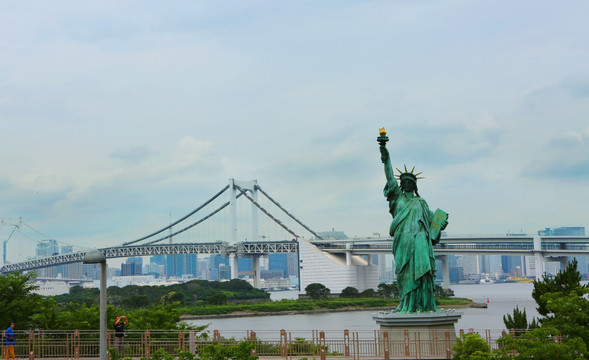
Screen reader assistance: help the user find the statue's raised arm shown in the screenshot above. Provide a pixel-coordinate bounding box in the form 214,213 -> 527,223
377,128 -> 395,183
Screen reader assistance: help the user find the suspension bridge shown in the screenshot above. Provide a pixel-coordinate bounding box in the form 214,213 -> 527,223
2,179 -> 589,293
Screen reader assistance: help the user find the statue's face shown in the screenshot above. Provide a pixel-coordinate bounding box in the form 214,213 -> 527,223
401,179 -> 416,193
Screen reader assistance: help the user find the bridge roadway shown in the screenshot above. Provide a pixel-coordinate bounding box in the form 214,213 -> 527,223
318,235 -> 589,257
0,241 -> 298,274
1,235 -> 588,278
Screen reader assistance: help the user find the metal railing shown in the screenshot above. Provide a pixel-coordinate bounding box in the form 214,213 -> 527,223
2,328 -> 515,360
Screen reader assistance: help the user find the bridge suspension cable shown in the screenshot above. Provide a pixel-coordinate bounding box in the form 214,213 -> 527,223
235,185 -> 300,239
255,185 -> 323,240
141,192 -> 245,246
122,185 -> 230,246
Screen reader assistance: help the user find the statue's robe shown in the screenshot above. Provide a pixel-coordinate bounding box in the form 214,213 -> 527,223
384,181 -> 439,313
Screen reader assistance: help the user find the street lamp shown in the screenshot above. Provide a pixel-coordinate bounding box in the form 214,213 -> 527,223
83,249 -> 107,360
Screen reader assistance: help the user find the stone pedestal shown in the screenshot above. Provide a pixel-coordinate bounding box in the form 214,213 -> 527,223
372,311 -> 462,359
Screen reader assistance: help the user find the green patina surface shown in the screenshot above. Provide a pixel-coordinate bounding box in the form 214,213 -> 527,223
378,128 -> 448,313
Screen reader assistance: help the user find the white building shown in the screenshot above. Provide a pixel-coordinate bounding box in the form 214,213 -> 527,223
298,238 -> 379,294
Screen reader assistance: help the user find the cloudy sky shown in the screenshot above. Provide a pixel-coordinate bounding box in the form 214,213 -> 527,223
1,1 -> 588,255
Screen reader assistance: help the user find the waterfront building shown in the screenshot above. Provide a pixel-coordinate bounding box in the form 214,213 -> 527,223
298,238 -> 378,294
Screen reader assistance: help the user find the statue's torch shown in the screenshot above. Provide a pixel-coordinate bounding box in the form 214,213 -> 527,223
377,127 -> 389,147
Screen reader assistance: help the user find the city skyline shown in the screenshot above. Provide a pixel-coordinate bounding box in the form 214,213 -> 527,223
1,2 -> 589,251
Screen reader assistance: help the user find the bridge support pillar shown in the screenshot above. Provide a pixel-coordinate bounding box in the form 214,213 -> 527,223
252,255 -> 262,288
440,255 -> 450,289
345,243 -> 352,266
229,253 -> 239,280
533,236 -> 545,279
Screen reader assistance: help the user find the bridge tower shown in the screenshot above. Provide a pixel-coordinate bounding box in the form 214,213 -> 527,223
229,179 -> 263,287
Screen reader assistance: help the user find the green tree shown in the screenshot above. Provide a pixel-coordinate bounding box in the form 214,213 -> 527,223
503,305 -> 538,332
340,286 -> 359,298
540,289 -> 589,347
359,288 -> 376,298
198,341 -> 257,360
0,272 -> 53,329
434,284 -> 454,298
376,282 -> 398,299
121,295 -> 151,308
130,302 -> 181,330
304,283 -> 330,300
451,333 -> 491,360
494,326 -> 586,360
531,259 -> 589,347
207,293 -> 228,305
532,259 -> 587,317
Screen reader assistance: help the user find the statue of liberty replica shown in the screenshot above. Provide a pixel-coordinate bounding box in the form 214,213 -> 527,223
377,127 -> 451,312
373,128 -> 461,352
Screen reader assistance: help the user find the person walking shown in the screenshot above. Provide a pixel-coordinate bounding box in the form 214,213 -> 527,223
4,322 -> 16,360
114,315 -> 128,352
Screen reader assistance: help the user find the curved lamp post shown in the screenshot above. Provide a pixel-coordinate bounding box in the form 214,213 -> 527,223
83,249 -> 107,360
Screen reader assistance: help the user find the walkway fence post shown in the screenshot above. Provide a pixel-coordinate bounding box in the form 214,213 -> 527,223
403,329 -> 410,357
383,331 -> 390,360
189,330 -> 196,354
445,331 -> 451,359
143,330 -> 150,358
27,330 -> 34,360
319,331 -> 325,359
343,329 -> 349,357
280,329 -> 286,357
416,331 -> 422,360
178,330 -> 184,351
74,329 -> 81,360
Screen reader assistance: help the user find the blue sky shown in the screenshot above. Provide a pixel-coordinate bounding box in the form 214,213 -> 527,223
1,1 -> 589,255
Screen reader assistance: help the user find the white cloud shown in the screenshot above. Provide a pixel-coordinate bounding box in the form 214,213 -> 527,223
1,1 -> 589,253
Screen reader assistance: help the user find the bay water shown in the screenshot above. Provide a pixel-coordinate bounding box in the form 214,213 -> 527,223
187,283 -> 540,337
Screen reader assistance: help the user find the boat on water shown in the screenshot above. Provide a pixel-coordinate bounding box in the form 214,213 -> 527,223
506,276 -> 534,283
479,278 -> 494,284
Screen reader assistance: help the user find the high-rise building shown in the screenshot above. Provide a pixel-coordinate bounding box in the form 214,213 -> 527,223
286,253 -> 299,278
219,264 -> 231,280
166,254 -> 182,278
61,245 -> 82,278
461,255 -> 479,275
83,263 -> 101,280
36,239 -> 59,277
182,254 -> 198,278
121,257 -> 143,276
238,257 -> 253,274
151,255 -> 166,266
268,253 -> 287,277
501,255 -> 522,276
209,254 -> 229,280
539,227 -> 585,236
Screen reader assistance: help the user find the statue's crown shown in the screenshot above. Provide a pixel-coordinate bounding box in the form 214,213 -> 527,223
395,165 -> 424,182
